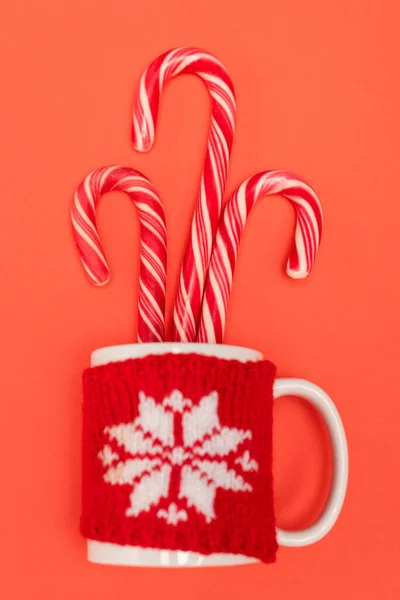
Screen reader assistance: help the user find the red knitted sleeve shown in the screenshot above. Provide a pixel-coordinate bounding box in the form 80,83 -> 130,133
81,353 -> 278,563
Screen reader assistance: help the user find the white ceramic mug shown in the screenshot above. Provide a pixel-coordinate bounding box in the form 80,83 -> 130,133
86,342 -> 348,567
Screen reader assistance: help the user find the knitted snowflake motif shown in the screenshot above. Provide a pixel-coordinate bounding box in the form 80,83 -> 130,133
98,390 -> 258,524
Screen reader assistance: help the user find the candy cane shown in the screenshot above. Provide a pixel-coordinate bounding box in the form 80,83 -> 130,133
198,170 -> 323,343
132,47 -> 236,341
71,165 -> 167,343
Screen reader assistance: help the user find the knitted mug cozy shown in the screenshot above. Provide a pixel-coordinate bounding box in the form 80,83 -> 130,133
81,351 -> 278,564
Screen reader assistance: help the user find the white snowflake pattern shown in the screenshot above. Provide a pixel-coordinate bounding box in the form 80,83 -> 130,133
235,450 -> 259,472
98,444 -> 119,466
98,390 -> 258,524
157,503 -> 188,525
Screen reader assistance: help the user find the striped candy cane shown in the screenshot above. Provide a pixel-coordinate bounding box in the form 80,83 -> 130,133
71,165 -> 167,343
198,170 -> 323,343
132,47 -> 236,341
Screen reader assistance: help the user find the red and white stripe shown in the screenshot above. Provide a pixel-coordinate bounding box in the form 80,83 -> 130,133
132,47 -> 236,341
71,165 -> 167,343
198,170 -> 323,343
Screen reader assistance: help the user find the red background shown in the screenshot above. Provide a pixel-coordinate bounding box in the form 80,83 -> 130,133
0,0 -> 399,598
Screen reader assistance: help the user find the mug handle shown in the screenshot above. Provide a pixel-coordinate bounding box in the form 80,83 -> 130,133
273,378 -> 349,547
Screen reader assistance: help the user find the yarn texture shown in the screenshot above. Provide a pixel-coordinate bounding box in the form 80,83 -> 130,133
81,353 -> 278,563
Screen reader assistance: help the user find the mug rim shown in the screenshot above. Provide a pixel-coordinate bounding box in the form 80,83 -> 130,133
91,342 -> 264,367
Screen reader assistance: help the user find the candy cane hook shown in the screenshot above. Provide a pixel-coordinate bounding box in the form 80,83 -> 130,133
132,47 -> 236,341
71,165 -> 167,343
198,170 -> 323,343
